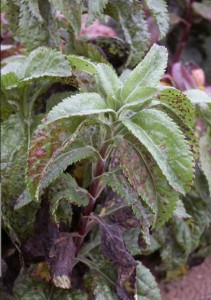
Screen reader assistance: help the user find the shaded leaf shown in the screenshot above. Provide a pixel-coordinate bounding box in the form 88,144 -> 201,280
123,109 -> 194,195
106,1 -> 151,67
49,232 -> 76,289
192,1 -> 211,21
94,216 -> 137,267
50,0 -> 82,34
135,262 -> 162,299
143,0 -> 169,39
67,55 -> 96,75
116,265 -> 136,300
87,0 -> 109,26
199,133 -> 211,195
121,44 -> 168,100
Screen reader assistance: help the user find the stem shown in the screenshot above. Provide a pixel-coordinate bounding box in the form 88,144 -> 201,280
75,140 -> 110,252
169,0 -> 194,73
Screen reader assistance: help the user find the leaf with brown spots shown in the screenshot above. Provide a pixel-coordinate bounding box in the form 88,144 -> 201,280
158,88 -> 195,128
115,139 -> 157,215
116,265 -> 136,300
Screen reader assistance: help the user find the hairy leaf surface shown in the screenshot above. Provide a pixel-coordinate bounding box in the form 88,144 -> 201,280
46,93 -> 114,124
67,55 -> 96,75
121,44 -> 168,100
123,109 -> 194,194
86,0 -> 109,25
143,0 -> 169,39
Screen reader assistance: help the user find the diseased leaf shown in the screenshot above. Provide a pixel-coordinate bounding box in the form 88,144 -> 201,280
106,1 -> 151,67
143,0 -> 169,39
123,109 -> 194,195
46,93 -> 114,124
101,171 -> 150,244
200,133 -> 211,195
95,63 -> 121,109
27,118 -> 82,198
50,0 -> 82,34
49,232 -> 76,289
86,0 -> 109,26
39,146 -> 95,194
85,272 -> 118,300
135,262 -> 162,300
94,216 -> 137,267
116,265 -> 136,300
158,88 -> 195,128
115,139 -> 157,215
67,55 -> 96,75
121,44 -> 168,100
48,173 -> 89,210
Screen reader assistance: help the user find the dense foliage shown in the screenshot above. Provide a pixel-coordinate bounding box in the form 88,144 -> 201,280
1,0 -> 211,299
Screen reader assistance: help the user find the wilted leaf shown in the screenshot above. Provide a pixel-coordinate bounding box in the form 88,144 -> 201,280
116,265 -> 136,300
49,232 -> 76,289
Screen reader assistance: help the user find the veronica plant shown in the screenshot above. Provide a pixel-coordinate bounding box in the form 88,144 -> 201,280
19,43 -> 197,298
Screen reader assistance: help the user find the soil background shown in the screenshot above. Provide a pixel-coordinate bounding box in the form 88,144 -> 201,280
160,257 -> 211,300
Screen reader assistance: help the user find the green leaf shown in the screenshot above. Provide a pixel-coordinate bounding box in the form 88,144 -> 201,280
200,133 -> 211,195
86,0 -> 109,26
95,63 -> 121,109
143,0 -> 169,39
49,173 -> 89,208
121,44 -> 168,100
39,146 -> 95,194
46,92 -> 115,124
17,0 -> 60,50
101,171 -> 150,245
85,272 -> 118,300
118,87 -> 158,115
184,89 -> 211,104
17,47 -> 72,82
106,1 -> 151,67
115,139 -> 157,214
123,109 -> 194,195
49,0 -> 82,34
158,88 -> 195,127
67,55 -> 97,75
135,262 -> 162,300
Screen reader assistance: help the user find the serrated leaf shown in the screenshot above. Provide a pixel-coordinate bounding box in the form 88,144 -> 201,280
67,55 -> 96,75
95,63 -> 121,109
27,118 -> 83,198
143,0 -> 169,39
135,262 -> 162,299
158,88 -> 195,127
200,133 -> 211,195
17,47 -> 72,81
1,72 -> 19,90
127,136 -> 179,227
18,0 -> 60,50
123,109 -> 194,195
39,146 -> 95,194
46,92 -> 115,124
101,171 -> 150,245
86,0 -> 108,26
121,44 -> 168,100
49,0 -> 82,34
106,1 -> 151,67
115,139 -> 157,214
49,173 -> 89,211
